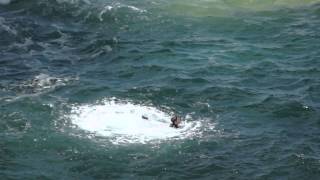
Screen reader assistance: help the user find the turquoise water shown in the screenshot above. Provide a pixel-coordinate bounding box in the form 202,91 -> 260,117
1,0 -> 320,179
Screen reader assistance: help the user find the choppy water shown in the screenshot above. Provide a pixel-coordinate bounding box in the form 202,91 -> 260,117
1,0 -> 320,179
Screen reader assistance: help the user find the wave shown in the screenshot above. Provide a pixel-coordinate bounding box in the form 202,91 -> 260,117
0,0 -> 148,24
1,73 -> 77,102
0,17 -> 17,36
3,0 -> 319,24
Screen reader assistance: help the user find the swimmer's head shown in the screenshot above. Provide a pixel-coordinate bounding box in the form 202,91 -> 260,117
171,115 -> 181,128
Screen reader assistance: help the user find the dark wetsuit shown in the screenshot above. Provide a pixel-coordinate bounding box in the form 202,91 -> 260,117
170,116 -> 181,128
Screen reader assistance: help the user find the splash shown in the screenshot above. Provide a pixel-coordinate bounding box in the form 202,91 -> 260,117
69,98 -> 204,144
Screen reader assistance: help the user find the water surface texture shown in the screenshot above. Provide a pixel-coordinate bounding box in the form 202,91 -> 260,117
1,0 -> 320,179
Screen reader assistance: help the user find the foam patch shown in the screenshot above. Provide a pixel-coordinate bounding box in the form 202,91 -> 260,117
69,99 -> 203,144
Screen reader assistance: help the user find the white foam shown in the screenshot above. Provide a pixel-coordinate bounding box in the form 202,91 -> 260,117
2,74 -> 77,102
97,3 -> 146,21
126,5 -> 146,13
98,5 -> 113,21
69,99 -> 203,144
21,73 -> 74,92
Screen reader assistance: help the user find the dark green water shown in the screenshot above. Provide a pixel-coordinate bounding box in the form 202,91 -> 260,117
1,0 -> 320,179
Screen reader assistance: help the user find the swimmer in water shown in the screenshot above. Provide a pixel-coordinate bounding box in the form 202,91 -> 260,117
141,115 -> 182,128
170,115 -> 182,128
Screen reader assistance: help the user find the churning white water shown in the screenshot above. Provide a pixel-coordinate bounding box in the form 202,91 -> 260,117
69,98 -> 203,144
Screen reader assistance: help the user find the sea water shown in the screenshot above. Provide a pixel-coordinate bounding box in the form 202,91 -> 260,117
1,0 -> 320,179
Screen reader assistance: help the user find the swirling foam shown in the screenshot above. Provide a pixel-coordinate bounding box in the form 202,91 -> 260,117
69,99 -> 203,144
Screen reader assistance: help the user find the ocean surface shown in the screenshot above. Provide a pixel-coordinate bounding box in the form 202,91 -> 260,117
1,0 -> 320,179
